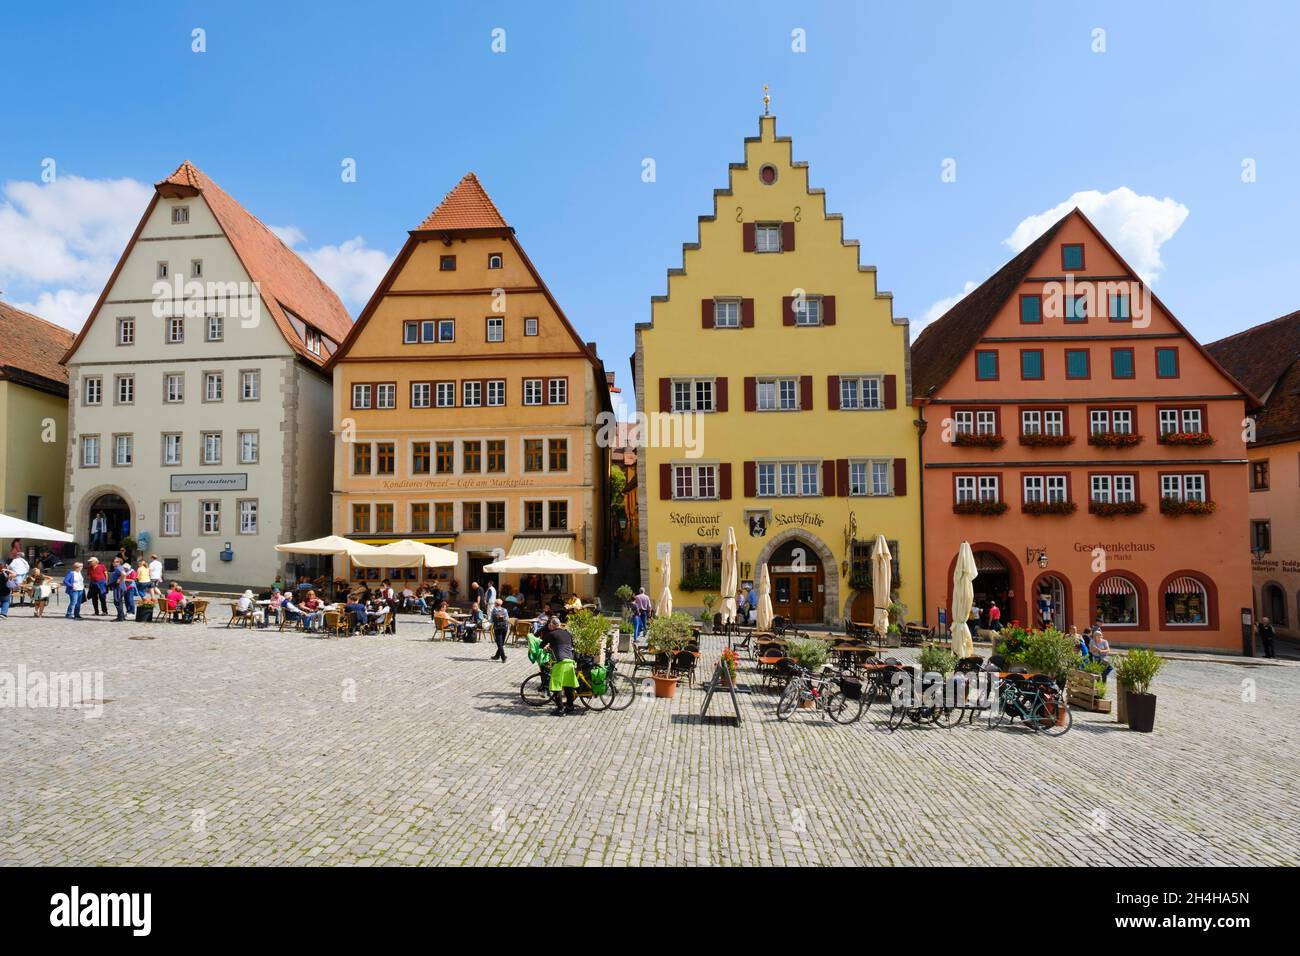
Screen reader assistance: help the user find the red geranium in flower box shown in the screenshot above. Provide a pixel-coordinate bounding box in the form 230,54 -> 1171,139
1157,431 -> 1215,446
1088,432 -> 1143,448
953,433 -> 1005,449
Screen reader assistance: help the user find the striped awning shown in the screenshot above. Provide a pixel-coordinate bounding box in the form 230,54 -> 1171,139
1166,576 -> 1202,595
1097,576 -> 1136,596
974,551 -> 1008,573
506,536 -> 575,559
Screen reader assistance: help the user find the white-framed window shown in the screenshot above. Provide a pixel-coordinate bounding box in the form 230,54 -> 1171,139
955,410 -> 974,434
1023,474 -> 1067,504
463,381 -> 482,407
191,259 -> 204,279
435,382 -> 456,408
757,463 -> 776,497
114,434 -> 133,466
156,261 -> 169,280
240,370 -> 260,401
872,461 -> 891,496
848,461 -> 890,496
161,501 -> 180,536
486,317 -> 504,342
839,376 -> 882,410
203,372 -> 223,402
757,461 -> 820,497
202,431 -> 222,465
116,317 -> 135,346
238,430 -> 259,464
172,206 -> 189,224
976,411 -> 997,435
115,375 -> 135,405
757,377 -> 798,411
548,378 -> 568,405
801,462 -> 820,496
1161,473 -> 1207,502
487,380 -> 506,406
238,499 -> 259,534
524,317 -> 539,337
162,433 -> 183,466
713,299 -> 740,328
1112,410 -> 1133,434
376,383 -> 396,409
206,315 -> 224,341
352,383 -> 372,409
83,376 -> 102,406
755,223 -> 782,253
1096,576 -> 1140,627
672,378 -> 715,412
437,319 -> 455,343
794,296 -> 822,326
1159,407 -> 1203,435
672,463 -> 719,500
167,316 -> 185,343
411,382 -> 432,408
1090,409 -> 1133,434
488,252 -> 504,269
201,500 -> 221,534
523,379 -> 543,405
1163,578 -> 1208,627
164,373 -> 184,403
81,435 -> 100,467
304,327 -> 322,355
1091,474 -> 1136,504
956,475 -> 999,503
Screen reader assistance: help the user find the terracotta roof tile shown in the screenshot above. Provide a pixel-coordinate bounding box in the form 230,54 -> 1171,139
416,173 -> 508,231
1207,310 -> 1300,444
0,299 -> 73,393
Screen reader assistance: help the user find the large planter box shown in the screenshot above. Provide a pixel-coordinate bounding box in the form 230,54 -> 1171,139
1066,670 -> 1112,713
135,606 -> 154,623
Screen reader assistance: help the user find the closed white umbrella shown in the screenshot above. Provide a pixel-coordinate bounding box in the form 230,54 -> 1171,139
871,535 -> 893,648
0,514 -> 73,543
950,541 -> 978,659
756,562 -> 774,632
655,549 -> 673,617
274,535 -> 379,556
350,539 -> 458,569
483,550 -> 596,575
719,526 -> 738,624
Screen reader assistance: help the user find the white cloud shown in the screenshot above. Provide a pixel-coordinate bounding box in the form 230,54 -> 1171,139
9,289 -> 100,331
918,280 -> 977,333
1004,187 -> 1189,284
271,227 -> 390,312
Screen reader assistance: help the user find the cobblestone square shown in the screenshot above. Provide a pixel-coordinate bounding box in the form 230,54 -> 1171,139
1,611 -> 1297,866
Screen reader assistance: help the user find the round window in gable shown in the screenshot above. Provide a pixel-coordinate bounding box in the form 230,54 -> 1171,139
759,164 -> 778,185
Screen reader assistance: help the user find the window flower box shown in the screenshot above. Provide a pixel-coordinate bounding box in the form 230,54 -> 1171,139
953,433 -> 1005,449
1088,500 -> 1147,517
1088,432 -> 1143,448
1022,500 -> 1078,516
1157,431 -> 1215,447
678,571 -> 721,592
953,500 -> 1009,516
1159,497 -> 1217,516
1018,433 -> 1075,448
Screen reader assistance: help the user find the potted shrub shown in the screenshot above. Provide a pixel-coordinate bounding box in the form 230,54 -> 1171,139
615,584 -> 635,608
646,611 -> 695,698
1115,648 -> 1165,733
567,609 -> 611,661
784,637 -> 831,706
919,642 -> 957,677
1021,627 -> 1078,688
617,619 -> 634,653
135,598 -> 155,623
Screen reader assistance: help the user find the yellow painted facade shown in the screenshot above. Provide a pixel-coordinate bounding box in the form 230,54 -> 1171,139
0,380 -> 68,529
635,115 -> 921,625
329,175 -> 609,597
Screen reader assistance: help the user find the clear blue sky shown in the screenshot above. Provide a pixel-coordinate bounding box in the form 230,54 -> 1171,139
3,1 -> 1298,408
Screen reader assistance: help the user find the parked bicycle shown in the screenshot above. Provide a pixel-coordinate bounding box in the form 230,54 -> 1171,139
776,665 -> 864,724
989,673 -> 1071,736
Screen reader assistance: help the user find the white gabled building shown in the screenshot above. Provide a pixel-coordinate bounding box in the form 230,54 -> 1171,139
61,161 -> 353,587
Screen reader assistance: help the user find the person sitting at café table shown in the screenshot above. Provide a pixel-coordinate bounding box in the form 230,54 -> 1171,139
236,589 -> 264,626
345,592 -> 370,632
432,600 -> 455,637
299,590 -> 325,633
367,594 -> 390,631
164,583 -> 194,623
565,593 -> 584,612
280,593 -> 305,628
503,587 -> 522,615
268,587 -> 286,623
458,599 -> 486,639
1088,626 -> 1112,679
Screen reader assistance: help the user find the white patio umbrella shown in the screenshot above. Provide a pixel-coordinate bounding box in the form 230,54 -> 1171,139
349,539 -> 458,569
871,535 -> 893,650
483,549 -> 597,575
655,549 -> 673,617
0,514 -> 73,543
719,526 -> 738,624
755,562 -> 774,632
950,541 -> 978,659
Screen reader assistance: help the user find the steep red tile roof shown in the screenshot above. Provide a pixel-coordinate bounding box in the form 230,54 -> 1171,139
416,173 -> 508,231
0,299 -> 73,395
1207,310 -> 1300,445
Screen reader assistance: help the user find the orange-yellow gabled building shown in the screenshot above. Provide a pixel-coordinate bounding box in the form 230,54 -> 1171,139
328,173 -> 610,595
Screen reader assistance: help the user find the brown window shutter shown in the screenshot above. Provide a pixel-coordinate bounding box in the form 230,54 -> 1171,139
883,374 -> 897,409
741,298 -> 755,328
893,458 -> 907,496
836,459 -> 850,498
742,223 -> 756,252
743,461 -> 756,497
718,463 -> 732,499
782,221 -> 795,251
827,375 -> 840,410
659,377 -> 672,411
821,459 -> 836,497
822,295 -> 836,325
743,376 -> 756,412
782,296 -> 795,326
800,375 -> 813,410
715,377 -> 728,412
701,299 -> 714,329
659,463 -> 673,500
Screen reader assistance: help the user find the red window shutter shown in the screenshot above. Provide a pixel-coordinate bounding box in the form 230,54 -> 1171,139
836,459 -> 850,498
715,377 -> 728,412
659,377 -> 672,411
718,463 -> 732,499
659,463 -> 672,500
800,375 -> 813,410
741,298 -> 755,328
743,461 -> 756,498
743,376 -> 756,412
827,375 -> 840,410
893,458 -> 907,496
883,374 -> 897,409
782,221 -> 795,251
701,299 -> 714,329
782,296 -> 796,326
822,295 -> 836,325
822,459 -> 836,496
742,223 -> 756,252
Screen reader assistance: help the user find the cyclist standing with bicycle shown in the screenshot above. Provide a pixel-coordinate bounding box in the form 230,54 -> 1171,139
541,616 -> 579,715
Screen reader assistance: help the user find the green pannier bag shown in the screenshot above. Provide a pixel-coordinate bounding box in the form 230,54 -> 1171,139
589,665 -> 607,696
527,635 -> 551,665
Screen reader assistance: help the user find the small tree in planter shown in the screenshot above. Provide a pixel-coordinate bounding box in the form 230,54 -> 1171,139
1115,648 -> 1165,732
1020,627 -> 1079,687
919,642 -> 957,677
700,592 -> 719,625
567,609 -> 612,661
646,611 -> 695,698
135,597 -> 155,622
785,637 -> 830,673
615,584 -> 635,608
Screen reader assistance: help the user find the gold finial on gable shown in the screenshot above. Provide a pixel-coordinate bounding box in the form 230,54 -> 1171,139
762,84 -> 770,116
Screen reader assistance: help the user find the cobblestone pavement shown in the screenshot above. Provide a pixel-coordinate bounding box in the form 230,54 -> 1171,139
2,609 -> 1298,866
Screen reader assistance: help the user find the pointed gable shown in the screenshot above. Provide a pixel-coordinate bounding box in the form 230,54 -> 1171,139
416,173 -> 509,232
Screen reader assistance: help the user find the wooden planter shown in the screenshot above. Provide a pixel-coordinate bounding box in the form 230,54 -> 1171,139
1116,680 -> 1132,724
1066,670 -> 1112,713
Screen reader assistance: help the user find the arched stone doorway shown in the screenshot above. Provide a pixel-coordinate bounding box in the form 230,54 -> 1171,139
755,530 -> 837,625
1031,571 -> 1070,631
1261,582 -> 1288,628
81,487 -> 133,551
944,541 -> 1024,629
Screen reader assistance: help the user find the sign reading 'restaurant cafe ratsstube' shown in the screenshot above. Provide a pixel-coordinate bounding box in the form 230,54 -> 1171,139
170,473 -> 248,492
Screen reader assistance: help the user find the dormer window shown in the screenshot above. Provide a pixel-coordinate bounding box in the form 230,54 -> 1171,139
488,253 -> 503,269
305,326 -> 321,355
172,206 -> 189,224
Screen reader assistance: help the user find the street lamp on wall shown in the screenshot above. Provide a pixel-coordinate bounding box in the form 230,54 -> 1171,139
1025,547 -> 1048,569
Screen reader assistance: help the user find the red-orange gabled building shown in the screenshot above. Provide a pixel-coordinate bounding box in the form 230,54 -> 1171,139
913,208 -> 1256,652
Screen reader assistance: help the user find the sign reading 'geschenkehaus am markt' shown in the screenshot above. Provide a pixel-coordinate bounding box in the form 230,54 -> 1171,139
170,473 -> 249,492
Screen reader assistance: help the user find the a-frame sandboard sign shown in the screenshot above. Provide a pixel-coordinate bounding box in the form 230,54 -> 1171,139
699,661 -> 742,724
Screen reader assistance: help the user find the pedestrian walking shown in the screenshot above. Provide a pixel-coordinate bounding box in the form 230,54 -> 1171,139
64,562 -> 86,619
490,601 -> 510,662
87,556 -> 108,615
1258,617 -> 1277,659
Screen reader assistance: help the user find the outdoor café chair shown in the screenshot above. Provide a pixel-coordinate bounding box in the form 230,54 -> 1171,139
322,610 -> 346,638
227,603 -> 256,629
673,650 -> 698,687
631,643 -> 658,682
510,619 -> 532,647
190,599 -> 209,624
